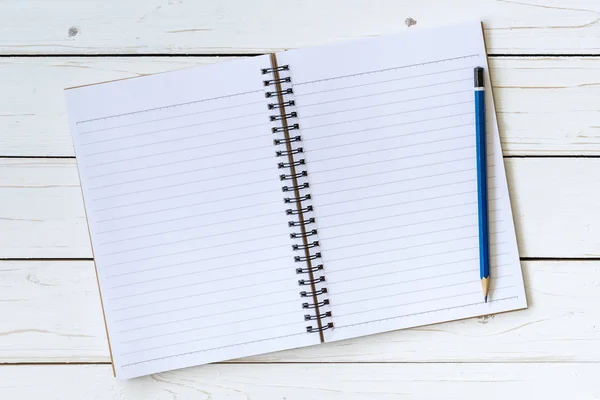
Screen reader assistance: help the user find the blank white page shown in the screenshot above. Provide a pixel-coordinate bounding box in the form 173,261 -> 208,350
276,22 -> 527,343
65,56 -> 318,379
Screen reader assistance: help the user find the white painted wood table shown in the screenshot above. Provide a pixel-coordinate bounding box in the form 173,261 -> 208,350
1,1 -> 600,398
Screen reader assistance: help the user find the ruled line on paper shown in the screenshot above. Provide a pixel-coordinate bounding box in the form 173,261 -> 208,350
113,285 -> 292,315
316,180 -> 501,206
297,80 -> 471,118
76,89 -> 263,124
320,212 -> 500,239
318,205 -> 501,236
331,280 -> 513,310
333,263 -> 511,288
312,143 -> 475,167
318,178 -> 477,200
316,184 -> 479,217
293,54 -> 478,86
85,133 -> 271,169
81,112 -> 263,146
312,165 -> 473,188
325,239 -> 509,265
106,259 -> 288,290
328,267 -> 510,295
105,253 -> 291,280
327,255 -> 477,276
311,154 -> 475,180
301,104 -> 472,132
304,123 -> 473,154
115,299 -> 300,331
96,202 -> 280,234
120,319 -> 303,356
116,302 -> 299,333
92,174 -> 275,204
106,264 -> 290,297
325,215 -> 501,243
98,229 -> 283,258
83,128 -> 269,158
95,194 -> 279,224
119,332 -> 305,368
333,295 -> 518,329
103,240 -> 286,269
312,160 -> 496,181
327,254 -> 509,279
311,131 -> 472,157
325,250 -> 510,276
99,218 -> 282,247
319,206 -> 504,238
87,153 -> 273,180
301,101 -> 472,133
112,292 -> 293,324
325,226 -> 506,254
93,186 -> 278,213
302,88 -> 473,109
87,161 -> 273,190
79,101 -> 265,135
120,308 -> 297,344
317,196 -> 479,223
82,123 -> 268,156
295,67 -> 472,97
300,90 -> 471,118
301,116 -> 473,146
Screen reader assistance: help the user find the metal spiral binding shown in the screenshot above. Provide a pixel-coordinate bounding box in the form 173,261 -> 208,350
263,60 -> 333,337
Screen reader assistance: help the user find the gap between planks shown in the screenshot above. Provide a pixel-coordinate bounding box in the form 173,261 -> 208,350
3,155 -> 600,160
0,54 -> 599,58
2,257 -> 600,261
6,361 -> 600,366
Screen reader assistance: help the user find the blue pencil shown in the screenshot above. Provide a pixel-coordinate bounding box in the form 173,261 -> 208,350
474,67 -> 490,303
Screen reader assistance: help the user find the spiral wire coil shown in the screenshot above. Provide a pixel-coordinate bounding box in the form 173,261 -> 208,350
263,63 -> 333,335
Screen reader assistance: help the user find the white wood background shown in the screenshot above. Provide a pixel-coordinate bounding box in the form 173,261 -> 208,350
1,1 -> 600,398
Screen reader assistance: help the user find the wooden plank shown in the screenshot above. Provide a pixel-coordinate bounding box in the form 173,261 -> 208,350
0,363 -> 599,399
0,159 -> 90,258
1,0 -> 600,55
1,158 -> 598,259
0,261 -> 109,362
1,260 -> 598,363
491,57 -> 600,155
1,57 -> 599,157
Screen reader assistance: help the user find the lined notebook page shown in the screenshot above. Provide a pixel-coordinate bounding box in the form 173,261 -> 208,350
276,22 -> 527,342
65,56 -> 318,379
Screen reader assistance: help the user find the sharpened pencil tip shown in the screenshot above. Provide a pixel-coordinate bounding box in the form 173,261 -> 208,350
481,277 -> 490,304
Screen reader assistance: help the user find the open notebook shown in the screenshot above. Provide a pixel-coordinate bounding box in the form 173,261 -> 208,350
65,22 -> 527,379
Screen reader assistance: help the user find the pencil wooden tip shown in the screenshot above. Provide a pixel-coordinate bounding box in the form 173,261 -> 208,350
481,277 -> 490,303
